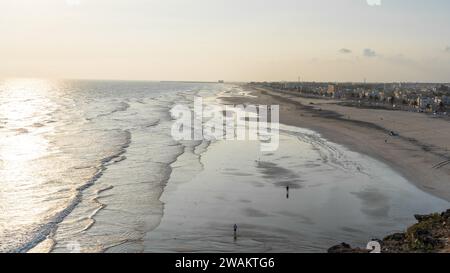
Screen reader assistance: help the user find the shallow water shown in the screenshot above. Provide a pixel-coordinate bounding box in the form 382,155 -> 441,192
0,79 -> 448,253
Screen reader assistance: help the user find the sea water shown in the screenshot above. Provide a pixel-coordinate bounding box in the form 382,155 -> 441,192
0,79 -> 447,253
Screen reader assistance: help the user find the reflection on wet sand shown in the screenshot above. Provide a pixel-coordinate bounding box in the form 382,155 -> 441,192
144,127 -> 449,253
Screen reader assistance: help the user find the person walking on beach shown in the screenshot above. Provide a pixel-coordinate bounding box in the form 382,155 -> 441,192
234,224 -> 238,240
286,186 -> 290,199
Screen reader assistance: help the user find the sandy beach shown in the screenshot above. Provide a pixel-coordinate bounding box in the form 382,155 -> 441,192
2,80 -> 448,253
141,85 -> 449,253
143,127 -> 448,253
222,85 -> 450,202
3,0 -> 450,257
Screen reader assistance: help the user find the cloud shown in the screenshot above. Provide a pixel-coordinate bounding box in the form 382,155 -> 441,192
363,48 -> 377,57
339,48 -> 352,54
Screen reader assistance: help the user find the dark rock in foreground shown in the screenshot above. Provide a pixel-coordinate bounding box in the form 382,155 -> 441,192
328,209 -> 450,253
328,243 -> 369,253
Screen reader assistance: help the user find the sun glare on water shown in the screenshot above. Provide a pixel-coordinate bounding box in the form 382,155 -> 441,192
0,79 -> 62,251
0,79 -> 56,160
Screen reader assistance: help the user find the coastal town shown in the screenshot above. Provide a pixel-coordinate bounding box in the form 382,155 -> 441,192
252,81 -> 450,115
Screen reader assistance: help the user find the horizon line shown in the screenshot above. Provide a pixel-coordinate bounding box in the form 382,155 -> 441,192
1,77 -> 449,85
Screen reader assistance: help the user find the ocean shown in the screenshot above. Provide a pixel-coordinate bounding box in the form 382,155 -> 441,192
0,79 -> 448,253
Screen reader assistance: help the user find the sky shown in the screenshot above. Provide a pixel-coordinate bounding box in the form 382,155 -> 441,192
0,0 -> 450,82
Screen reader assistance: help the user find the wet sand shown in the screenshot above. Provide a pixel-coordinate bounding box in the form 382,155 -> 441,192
143,112 -> 449,252
222,85 -> 450,202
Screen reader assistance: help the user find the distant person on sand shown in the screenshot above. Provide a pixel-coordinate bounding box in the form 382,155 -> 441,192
234,224 -> 238,240
286,186 -> 290,199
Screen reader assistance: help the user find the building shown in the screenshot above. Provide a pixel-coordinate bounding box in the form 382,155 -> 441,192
417,96 -> 433,109
442,96 -> 450,105
327,84 -> 336,95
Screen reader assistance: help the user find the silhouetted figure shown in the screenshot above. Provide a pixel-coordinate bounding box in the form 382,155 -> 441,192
234,224 -> 238,240
286,186 -> 290,199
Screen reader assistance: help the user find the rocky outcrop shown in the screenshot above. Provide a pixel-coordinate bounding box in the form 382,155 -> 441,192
328,209 -> 450,253
327,243 -> 369,253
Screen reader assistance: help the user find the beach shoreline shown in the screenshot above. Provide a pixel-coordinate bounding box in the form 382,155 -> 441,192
221,84 -> 450,202
145,123 -> 449,253
140,85 -> 449,253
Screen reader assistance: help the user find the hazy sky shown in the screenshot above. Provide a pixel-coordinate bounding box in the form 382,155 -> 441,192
1,0 -> 450,82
